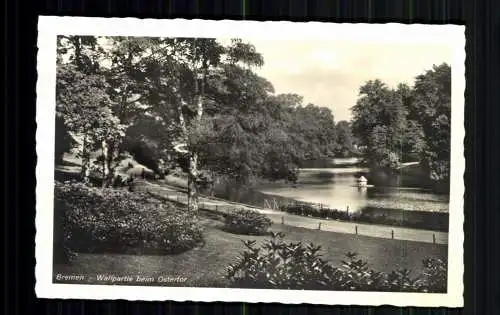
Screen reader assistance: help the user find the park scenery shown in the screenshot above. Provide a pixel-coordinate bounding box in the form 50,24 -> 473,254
52,35 -> 451,292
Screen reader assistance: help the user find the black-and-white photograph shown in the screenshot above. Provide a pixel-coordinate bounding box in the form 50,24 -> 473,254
35,17 -> 465,307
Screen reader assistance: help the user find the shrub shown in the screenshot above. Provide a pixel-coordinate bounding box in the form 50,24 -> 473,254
225,232 -> 447,292
223,209 -> 272,235
279,204 -> 354,220
54,180 -> 204,260
226,232 -> 340,289
418,258 -> 447,292
336,251 -> 388,291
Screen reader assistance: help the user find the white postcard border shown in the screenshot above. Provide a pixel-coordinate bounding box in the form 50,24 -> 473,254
35,16 -> 465,307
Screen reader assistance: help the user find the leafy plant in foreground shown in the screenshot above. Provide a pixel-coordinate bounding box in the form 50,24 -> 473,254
226,232 -> 341,289
223,209 -> 272,235
226,232 -> 447,292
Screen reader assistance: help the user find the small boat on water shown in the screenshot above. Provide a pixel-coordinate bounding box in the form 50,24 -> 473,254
356,176 -> 368,187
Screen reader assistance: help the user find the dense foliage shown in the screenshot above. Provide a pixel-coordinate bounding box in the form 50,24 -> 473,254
334,120 -> 358,157
412,64 -> 452,187
351,64 -> 451,191
53,180 -> 204,261
56,35 -> 451,202
226,232 -> 446,292
55,36 -> 358,209
223,209 -> 273,235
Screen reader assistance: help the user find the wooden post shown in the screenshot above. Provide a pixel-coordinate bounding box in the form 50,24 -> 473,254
391,230 -> 394,239
355,225 -> 358,235
433,234 -> 436,244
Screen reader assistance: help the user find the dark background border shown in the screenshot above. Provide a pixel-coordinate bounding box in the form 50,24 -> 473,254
4,0 -> 499,314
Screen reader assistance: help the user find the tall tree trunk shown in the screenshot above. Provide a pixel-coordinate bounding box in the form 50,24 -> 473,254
187,153 -> 199,211
101,139 -> 111,188
187,75 -> 204,211
177,44 -> 208,212
81,134 -> 91,185
110,143 -> 119,186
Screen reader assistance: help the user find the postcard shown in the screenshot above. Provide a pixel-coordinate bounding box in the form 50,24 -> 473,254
35,16 -> 465,307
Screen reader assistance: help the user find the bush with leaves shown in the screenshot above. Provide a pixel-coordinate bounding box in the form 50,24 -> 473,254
54,180 -> 204,261
418,258 -> 447,292
223,209 -> 272,235
226,232 -> 340,289
280,204 -> 354,220
226,232 -> 447,292
336,251 -> 389,291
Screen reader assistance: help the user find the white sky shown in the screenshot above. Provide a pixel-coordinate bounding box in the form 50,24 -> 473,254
245,39 -> 452,122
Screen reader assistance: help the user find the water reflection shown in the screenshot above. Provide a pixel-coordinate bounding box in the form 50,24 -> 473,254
357,186 -> 368,197
210,167 -> 449,231
257,168 -> 449,214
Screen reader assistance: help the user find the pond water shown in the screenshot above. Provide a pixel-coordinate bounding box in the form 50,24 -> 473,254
257,168 -> 449,214
211,165 -> 450,230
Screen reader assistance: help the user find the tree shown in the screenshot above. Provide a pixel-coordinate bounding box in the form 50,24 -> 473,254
351,79 -> 406,170
56,64 -> 108,183
158,38 -> 345,210
368,125 -> 401,170
192,63 -> 276,185
395,83 -> 426,162
169,38 -> 227,211
56,36 -> 127,186
292,104 -> 337,159
411,63 -> 451,189
350,64 -> 451,191
100,37 -> 179,184
334,120 -> 356,157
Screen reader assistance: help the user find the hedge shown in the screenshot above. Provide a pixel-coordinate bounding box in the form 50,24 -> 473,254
53,180 -> 204,262
223,209 -> 272,235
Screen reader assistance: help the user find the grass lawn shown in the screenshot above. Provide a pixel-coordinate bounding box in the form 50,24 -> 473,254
53,214 -> 447,288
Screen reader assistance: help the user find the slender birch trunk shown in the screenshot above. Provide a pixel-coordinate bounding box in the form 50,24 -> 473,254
101,139 -> 110,187
81,133 -> 91,185
177,43 -> 208,212
186,69 -> 205,211
109,143 -> 119,186
187,153 -> 199,211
